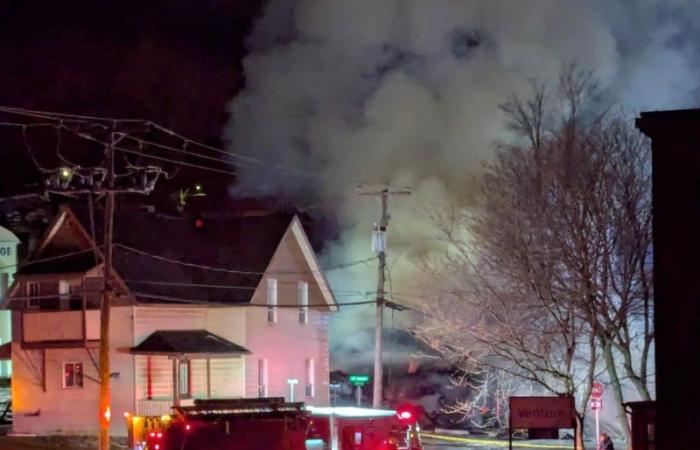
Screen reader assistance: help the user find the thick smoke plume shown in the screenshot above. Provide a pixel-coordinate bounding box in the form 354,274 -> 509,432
225,0 -> 700,369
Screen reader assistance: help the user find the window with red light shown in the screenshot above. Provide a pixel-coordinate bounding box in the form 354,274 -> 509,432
63,362 -> 83,389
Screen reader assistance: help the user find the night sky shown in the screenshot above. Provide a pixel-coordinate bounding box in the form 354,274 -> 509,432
0,0 -> 265,199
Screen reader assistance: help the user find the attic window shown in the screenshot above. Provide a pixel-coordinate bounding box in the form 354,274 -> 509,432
299,281 -> 309,324
267,279 -> 278,323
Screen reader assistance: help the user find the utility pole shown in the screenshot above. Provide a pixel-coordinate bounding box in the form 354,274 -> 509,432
42,124 -> 163,450
358,185 -> 410,408
98,132 -> 115,450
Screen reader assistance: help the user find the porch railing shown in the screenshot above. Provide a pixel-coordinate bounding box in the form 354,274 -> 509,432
136,399 -> 196,417
136,399 -> 173,417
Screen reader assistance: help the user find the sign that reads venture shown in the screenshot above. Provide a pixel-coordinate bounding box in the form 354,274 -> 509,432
509,396 -> 575,429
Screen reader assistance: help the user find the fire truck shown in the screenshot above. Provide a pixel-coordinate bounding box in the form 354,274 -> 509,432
125,398 -> 423,450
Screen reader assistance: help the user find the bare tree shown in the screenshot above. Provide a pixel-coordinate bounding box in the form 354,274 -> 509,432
439,368 -> 519,430
413,68 -> 653,447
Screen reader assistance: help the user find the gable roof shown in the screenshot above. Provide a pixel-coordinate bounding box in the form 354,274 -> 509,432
130,329 -> 250,357
10,205 -> 337,308
110,210 -> 291,304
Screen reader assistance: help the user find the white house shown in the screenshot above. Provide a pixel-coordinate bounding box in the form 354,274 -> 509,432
1,205 -> 337,436
0,224 -> 19,378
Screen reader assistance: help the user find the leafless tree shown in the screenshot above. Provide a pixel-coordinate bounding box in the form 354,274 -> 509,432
412,67 -> 653,447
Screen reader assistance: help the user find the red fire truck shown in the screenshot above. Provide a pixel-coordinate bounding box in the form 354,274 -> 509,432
125,398 -> 423,450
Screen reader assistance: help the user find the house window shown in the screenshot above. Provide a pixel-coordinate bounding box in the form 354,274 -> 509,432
258,358 -> 268,397
26,281 -> 40,309
63,362 -> 83,389
178,360 -> 191,398
59,280 -> 71,310
267,279 -> 278,323
69,283 -> 83,310
298,281 -> 309,324
305,358 -> 315,398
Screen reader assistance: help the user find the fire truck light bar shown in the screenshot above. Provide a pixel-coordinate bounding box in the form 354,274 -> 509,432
306,406 -> 397,417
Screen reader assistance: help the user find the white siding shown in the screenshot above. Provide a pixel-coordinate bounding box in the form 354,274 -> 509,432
244,224 -> 332,406
132,306 -> 247,404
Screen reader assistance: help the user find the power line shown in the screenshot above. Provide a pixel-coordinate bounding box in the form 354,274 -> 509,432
20,126 -> 52,173
117,133 -> 260,172
0,105 -> 145,124
4,291 -> 376,309
1,105 -> 383,186
127,291 -> 378,308
0,248 -> 98,271
144,121 -> 319,178
122,279 -> 374,295
0,105 -> 319,180
114,243 -> 377,276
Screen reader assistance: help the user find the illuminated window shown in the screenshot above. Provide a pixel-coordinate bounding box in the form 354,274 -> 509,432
178,360 -> 191,398
59,280 -> 71,310
267,279 -> 278,323
258,359 -> 268,397
299,281 -> 309,324
63,362 -> 83,389
26,281 -> 40,309
305,358 -> 315,398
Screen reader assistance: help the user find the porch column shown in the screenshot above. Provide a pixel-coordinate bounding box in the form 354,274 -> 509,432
206,358 -> 211,399
172,357 -> 180,407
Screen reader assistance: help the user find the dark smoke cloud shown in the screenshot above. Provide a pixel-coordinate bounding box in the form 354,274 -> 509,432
225,0 -> 700,368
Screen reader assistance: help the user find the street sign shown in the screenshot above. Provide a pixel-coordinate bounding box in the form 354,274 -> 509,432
509,396 -> 575,429
349,374 -> 370,386
287,378 -> 299,385
591,381 -> 605,399
508,397 -> 576,450
590,383 -> 605,445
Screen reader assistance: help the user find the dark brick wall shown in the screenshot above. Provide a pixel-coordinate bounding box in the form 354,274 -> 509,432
637,110 -> 700,450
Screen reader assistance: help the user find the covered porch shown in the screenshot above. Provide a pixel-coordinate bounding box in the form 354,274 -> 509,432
130,329 -> 250,417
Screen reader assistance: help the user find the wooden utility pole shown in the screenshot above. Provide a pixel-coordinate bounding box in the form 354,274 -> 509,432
358,186 -> 410,408
98,132 -> 115,450
41,125 -> 162,450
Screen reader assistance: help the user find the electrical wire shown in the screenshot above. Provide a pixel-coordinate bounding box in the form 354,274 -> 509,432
117,133 -> 265,172
121,279 -> 375,295
114,243 -> 376,276
126,291 -> 378,308
20,126 -> 52,173
4,291 -> 378,310
0,248 -> 99,271
1,106 -> 317,179
1,105 -> 380,185
144,121 -> 319,178
0,105 -> 145,124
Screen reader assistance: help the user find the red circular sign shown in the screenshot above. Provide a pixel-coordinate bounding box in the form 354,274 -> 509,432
591,381 -> 604,399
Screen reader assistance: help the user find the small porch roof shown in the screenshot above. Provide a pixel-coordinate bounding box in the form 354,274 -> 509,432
130,329 -> 250,358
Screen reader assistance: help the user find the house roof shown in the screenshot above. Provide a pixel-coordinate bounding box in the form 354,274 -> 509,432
130,329 -> 250,357
106,210 -> 292,305
10,205 -> 337,309
17,250 -> 98,275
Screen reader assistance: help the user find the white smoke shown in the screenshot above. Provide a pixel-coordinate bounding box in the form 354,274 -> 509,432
225,0 -> 700,368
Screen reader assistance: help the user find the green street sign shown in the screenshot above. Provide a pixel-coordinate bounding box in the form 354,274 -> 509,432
349,374 -> 370,386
